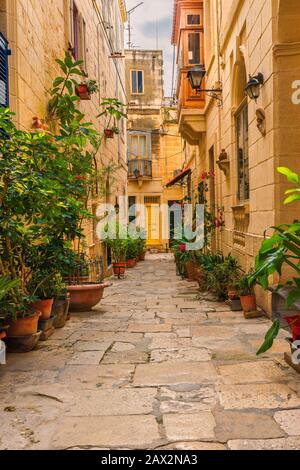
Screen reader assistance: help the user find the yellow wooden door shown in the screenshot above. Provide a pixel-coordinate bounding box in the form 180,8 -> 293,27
146,204 -> 161,246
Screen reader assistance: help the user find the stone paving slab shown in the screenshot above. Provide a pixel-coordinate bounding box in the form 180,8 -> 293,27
163,412 -> 216,441
66,388 -> 157,416
274,409 -> 300,436
218,383 -> 300,410
228,437 -> 300,450
133,362 -> 219,386
50,416 -> 161,449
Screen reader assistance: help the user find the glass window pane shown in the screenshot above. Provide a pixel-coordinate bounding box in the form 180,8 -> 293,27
130,135 -> 138,159
187,14 -> 200,25
139,135 -> 147,158
131,71 -> 137,93
188,33 -> 200,64
138,71 -> 143,93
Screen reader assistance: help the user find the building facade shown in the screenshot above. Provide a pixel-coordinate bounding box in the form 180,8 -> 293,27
125,49 -> 184,250
172,0 -> 300,313
0,0 -> 128,274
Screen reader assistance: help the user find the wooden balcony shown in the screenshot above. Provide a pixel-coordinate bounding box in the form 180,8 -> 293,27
128,159 -> 152,179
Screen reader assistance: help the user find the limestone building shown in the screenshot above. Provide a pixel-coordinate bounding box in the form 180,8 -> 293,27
125,49 -> 184,250
172,0 -> 300,312
0,0 -> 128,274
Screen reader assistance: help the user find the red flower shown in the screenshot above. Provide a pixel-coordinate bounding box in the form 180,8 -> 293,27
179,244 -> 186,252
201,171 -> 208,181
75,175 -> 86,181
214,218 -> 223,228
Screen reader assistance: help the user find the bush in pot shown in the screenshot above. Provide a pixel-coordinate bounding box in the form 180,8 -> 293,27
203,254 -> 240,301
104,223 -> 128,277
235,274 -> 257,313
126,236 -> 140,268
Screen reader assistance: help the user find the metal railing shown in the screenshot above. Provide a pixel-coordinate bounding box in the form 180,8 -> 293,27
128,159 -> 152,178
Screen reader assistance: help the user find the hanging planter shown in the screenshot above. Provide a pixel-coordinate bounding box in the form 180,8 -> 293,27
76,79 -> 99,101
104,128 -> 114,138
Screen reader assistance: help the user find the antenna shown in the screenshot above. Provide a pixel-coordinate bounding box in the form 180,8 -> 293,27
127,2 -> 143,49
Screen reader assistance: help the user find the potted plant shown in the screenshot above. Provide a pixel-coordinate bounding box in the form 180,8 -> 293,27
236,274 -> 257,314
104,126 -> 120,138
104,224 -> 128,278
126,236 -> 139,268
29,271 -> 55,321
76,79 -> 99,100
203,254 -> 240,301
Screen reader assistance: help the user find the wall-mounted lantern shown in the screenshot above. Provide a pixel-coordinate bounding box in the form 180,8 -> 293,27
245,73 -> 264,101
187,66 -> 222,103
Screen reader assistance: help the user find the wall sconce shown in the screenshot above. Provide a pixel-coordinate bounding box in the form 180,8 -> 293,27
245,73 -> 264,101
187,66 -> 222,103
217,149 -> 230,176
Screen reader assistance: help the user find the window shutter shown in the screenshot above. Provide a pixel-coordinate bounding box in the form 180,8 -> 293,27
68,0 -> 74,49
78,14 -> 87,70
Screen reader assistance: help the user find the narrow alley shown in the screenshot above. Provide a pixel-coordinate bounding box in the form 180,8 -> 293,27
1,255 -> 300,451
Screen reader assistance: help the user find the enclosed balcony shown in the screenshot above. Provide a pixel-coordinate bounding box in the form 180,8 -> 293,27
128,159 -> 152,179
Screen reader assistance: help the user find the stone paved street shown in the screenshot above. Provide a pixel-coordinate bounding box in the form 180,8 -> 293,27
1,254 -> 300,450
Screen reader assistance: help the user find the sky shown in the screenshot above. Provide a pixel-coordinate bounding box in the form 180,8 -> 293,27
125,0 -> 175,97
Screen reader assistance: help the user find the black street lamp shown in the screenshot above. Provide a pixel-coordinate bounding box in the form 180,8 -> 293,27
187,66 -> 222,102
245,73 -> 264,101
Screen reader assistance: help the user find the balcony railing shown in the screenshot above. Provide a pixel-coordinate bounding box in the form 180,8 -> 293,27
128,159 -> 152,178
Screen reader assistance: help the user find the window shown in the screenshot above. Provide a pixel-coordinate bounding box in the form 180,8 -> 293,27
128,133 -> 149,160
0,33 -> 10,108
131,70 -> 144,94
188,32 -> 201,64
128,196 -> 136,224
236,103 -> 249,201
68,1 -> 86,65
187,14 -> 201,25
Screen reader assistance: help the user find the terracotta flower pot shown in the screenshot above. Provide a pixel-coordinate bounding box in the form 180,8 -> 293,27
240,294 -> 257,313
76,84 -> 91,100
0,331 -> 6,340
127,259 -> 136,269
8,311 -> 41,337
113,262 -> 126,276
32,299 -> 54,321
68,283 -> 110,313
186,261 -> 197,281
285,316 -> 300,342
139,251 -> 146,261
104,129 -> 114,139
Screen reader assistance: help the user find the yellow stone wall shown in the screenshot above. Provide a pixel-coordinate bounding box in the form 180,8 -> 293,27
1,0 -> 128,274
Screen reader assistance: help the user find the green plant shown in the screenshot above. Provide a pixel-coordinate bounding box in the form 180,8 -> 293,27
126,236 -> 140,260
82,79 -> 99,94
0,277 -> 19,302
235,273 -> 255,297
104,224 -> 128,263
205,255 -> 240,301
250,167 -> 300,355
